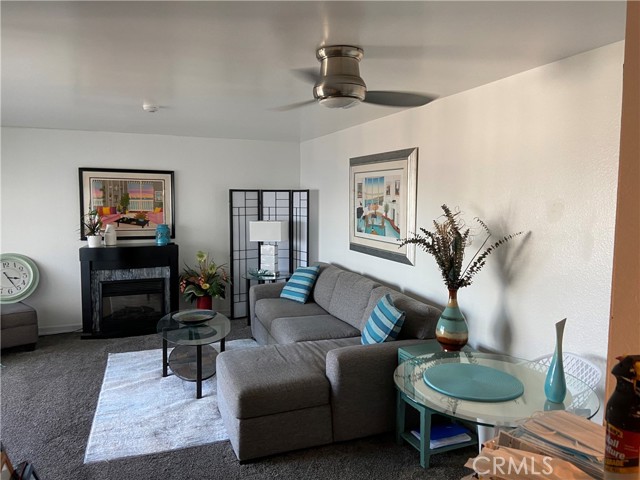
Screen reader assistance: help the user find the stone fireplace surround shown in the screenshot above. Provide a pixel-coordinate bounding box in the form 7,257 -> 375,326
79,243 -> 179,338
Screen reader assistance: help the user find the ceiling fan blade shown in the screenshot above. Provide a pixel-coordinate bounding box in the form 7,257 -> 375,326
364,91 -> 437,107
292,68 -> 319,85
271,99 -> 317,112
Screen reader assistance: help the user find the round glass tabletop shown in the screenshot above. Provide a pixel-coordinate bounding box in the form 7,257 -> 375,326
157,309 -> 231,346
394,351 -> 600,427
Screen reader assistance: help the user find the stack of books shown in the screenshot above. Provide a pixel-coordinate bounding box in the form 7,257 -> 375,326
411,422 -> 473,449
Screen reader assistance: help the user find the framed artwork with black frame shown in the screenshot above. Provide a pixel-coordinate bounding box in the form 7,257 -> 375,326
79,168 -> 175,240
349,147 -> 418,265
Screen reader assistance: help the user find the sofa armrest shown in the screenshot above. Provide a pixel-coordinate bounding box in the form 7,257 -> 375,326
248,282 -> 286,323
325,339 -> 427,441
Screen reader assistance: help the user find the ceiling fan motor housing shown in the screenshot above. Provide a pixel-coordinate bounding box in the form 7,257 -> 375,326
314,45 -> 366,108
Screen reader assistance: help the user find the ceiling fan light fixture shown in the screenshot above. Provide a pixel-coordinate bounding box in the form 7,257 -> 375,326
318,96 -> 361,109
313,45 -> 366,109
142,103 -> 159,113
279,43 -> 435,111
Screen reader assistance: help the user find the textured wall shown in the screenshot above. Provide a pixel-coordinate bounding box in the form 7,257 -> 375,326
300,43 -> 624,405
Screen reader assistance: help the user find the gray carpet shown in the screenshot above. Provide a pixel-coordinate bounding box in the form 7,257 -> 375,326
1,319 -> 476,479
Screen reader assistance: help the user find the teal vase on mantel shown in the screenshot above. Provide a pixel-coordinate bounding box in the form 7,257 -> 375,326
544,318 -> 567,404
435,289 -> 469,352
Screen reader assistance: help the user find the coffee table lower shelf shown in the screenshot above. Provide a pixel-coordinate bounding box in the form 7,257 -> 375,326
162,343 -> 218,399
396,391 -> 478,469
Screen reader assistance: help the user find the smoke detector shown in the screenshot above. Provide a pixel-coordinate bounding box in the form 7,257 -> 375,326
142,103 -> 159,113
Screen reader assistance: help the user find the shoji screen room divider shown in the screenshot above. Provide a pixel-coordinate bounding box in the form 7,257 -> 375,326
229,190 -> 309,319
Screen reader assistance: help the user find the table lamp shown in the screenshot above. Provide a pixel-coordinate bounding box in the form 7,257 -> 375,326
249,221 -> 288,276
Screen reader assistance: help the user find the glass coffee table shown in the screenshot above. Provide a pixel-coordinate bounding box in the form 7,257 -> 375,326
157,309 -> 231,399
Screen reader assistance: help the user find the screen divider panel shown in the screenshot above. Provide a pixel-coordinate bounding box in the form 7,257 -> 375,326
229,189 -> 309,319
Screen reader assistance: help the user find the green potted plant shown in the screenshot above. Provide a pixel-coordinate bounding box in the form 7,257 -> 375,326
399,204 -> 524,350
83,208 -> 103,248
180,251 -> 230,310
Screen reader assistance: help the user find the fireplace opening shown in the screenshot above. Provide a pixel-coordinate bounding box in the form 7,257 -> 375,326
100,278 -> 166,337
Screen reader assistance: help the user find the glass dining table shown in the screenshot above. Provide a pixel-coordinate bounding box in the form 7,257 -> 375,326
393,350 -> 600,468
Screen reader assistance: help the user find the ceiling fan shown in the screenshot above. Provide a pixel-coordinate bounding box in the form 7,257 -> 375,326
278,45 -> 436,110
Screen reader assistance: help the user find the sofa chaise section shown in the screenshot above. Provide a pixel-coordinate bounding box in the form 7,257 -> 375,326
218,262 -> 443,460
217,338 -> 359,460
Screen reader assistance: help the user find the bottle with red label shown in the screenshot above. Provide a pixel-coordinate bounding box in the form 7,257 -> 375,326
604,354 -> 640,479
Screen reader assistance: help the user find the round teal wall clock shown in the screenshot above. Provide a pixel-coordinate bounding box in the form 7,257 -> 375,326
0,253 -> 40,304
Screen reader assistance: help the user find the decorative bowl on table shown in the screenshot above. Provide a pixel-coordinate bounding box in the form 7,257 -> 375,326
173,310 -> 215,325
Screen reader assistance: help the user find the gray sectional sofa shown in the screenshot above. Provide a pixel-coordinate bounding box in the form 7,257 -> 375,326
216,262 -> 442,461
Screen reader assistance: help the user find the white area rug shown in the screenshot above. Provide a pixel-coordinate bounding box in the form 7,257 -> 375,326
84,339 -> 258,463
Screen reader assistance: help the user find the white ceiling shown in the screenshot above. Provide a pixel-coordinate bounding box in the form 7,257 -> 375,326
1,1 -> 626,143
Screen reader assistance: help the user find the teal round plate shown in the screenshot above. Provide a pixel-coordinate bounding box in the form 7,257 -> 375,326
422,363 -> 524,402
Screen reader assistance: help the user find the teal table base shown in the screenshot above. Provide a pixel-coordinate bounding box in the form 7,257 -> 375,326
396,340 -> 478,468
396,391 -> 478,468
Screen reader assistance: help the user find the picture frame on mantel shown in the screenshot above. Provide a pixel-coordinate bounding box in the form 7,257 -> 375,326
349,147 -> 418,265
79,168 -> 175,240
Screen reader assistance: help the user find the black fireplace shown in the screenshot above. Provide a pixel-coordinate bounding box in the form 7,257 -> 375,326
79,243 -> 179,338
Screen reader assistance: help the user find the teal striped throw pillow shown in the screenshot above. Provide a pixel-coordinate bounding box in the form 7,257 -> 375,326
280,265 -> 320,303
361,294 -> 405,345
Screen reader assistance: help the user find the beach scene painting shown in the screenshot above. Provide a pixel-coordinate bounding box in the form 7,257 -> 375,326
79,168 -> 174,239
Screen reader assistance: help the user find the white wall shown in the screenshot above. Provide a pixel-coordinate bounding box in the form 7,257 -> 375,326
300,43 -> 624,387
1,128 -> 300,334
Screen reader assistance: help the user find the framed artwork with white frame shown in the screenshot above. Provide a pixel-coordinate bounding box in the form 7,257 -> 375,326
349,147 -> 418,265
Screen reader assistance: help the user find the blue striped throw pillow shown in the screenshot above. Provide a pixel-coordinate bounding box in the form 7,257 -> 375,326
361,294 -> 405,345
280,265 -> 320,303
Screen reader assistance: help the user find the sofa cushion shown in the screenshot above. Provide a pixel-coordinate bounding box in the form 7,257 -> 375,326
312,264 -> 342,311
361,294 -> 405,345
280,265 -> 320,303
270,315 -> 360,344
254,298 -> 327,331
216,338 -> 359,419
327,271 -> 380,330
363,286 -> 442,340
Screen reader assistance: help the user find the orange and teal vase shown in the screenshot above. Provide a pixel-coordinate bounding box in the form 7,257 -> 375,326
435,289 -> 469,352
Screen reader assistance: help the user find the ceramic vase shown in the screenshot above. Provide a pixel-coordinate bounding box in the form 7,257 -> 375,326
104,224 -> 117,246
155,224 -> 170,246
544,318 -> 567,404
87,235 -> 102,248
435,289 -> 469,351
196,296 -> 213,310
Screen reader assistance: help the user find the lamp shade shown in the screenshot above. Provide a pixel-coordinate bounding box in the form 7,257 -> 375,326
249,221 -> 288,242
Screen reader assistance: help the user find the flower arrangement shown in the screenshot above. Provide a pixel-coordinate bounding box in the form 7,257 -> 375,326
399,204 -> 524,291
180,251 -> 230,303
82,208 -> 103,236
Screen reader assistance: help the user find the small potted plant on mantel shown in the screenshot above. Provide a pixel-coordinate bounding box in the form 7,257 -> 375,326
83,208 -> 103,248
399,204 -> 524,351
180,251 -> 231,310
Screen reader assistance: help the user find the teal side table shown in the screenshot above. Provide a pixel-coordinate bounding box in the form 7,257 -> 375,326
395,340 -> 478,468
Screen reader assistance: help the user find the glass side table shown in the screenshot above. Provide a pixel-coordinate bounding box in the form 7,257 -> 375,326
242,271 -> 291,326
157,309 -> 231,399
394,350 -> 600,468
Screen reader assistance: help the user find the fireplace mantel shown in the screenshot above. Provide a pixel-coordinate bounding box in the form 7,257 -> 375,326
79,243 -> 179,338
